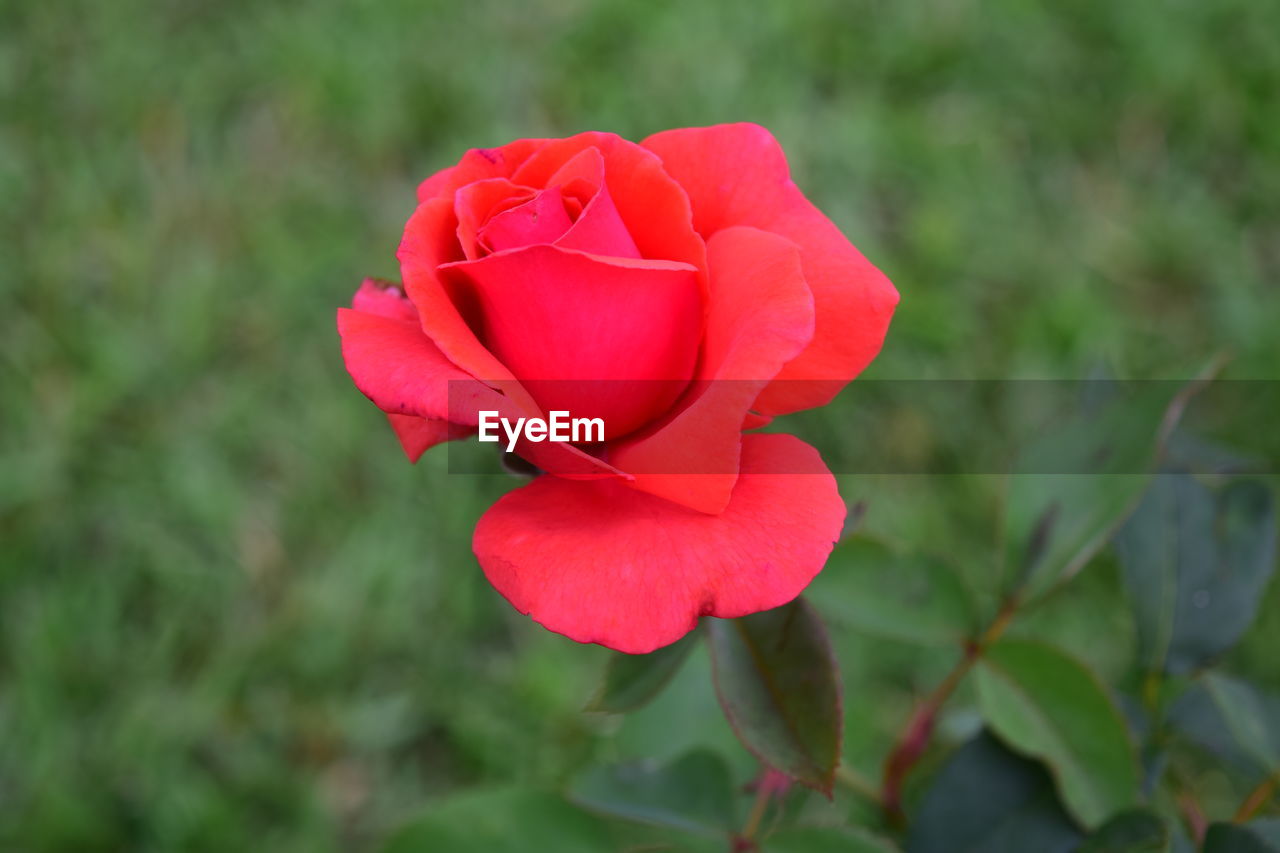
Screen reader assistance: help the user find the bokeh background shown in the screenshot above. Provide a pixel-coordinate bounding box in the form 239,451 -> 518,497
3,0 -> 1279,849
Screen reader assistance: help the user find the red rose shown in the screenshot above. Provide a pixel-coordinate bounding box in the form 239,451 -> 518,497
338,124 -> 897,653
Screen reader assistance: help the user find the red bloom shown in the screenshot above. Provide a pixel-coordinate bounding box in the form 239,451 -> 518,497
337,124 -> 897,653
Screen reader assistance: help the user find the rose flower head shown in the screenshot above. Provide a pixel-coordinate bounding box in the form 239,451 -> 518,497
338,124 -> 897,653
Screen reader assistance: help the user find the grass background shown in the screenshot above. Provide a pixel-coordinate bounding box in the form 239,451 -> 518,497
3,0 -> 1279,848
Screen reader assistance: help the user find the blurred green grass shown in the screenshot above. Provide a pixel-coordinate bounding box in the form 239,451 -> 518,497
2,0 -> 1279,848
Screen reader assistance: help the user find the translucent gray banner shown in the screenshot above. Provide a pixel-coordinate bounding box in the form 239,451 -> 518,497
442,379 -> 1278,475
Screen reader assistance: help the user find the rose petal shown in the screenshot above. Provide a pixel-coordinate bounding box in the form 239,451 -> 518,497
387,413 -> 473,463
349,281 -> 474,464
473,433 -> 845,653
352,277 -> 419,325
439,245 -> 702,438
547,149 -> 602,218
512,133 -> 708,283
555,178 -> 640,259
398,197 -> 539,413
337,306 -> 467,421
478,186 -> 575,252
337,307 -> 621,478
545,145 -> 606,187
610,226 -> 814,514
642,123 -> 898,415
454,179 -> 534,259
535,146 -> 641,258
417,138 -> 548,202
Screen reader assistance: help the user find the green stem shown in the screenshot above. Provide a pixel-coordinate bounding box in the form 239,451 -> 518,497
734,776 -> 773,850
834,763 -> 881,804
879,595 -> 1021,825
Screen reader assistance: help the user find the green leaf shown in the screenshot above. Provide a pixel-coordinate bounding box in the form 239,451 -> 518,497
975,639 -> 1140,828
1170,672 -> 1280,779
1171,824 -> 1198,853
764,825 -> 899,852
706,598 -> 842,794
906,731 -> 1082,853
1002,378 -> 1206,600
1079,809 -> 1170,852
382,788 -> 612,853
1204,820 -> 1280,852
812,537 -> 976,646
1116,475 -> 1277,675
567,749 -> 736,837
586,631 -> 698,713
1165,431 -> 1265,476
613,644 -> 756,781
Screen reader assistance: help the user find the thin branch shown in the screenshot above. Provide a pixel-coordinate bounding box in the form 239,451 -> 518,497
734,775 -> 774,851
1169,765 -> 1208,845
879,596 -> 1020,825
1234,774 -> 1278,823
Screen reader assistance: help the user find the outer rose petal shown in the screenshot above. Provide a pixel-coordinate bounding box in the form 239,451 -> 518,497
337,307 -> 622,478
352,278 -> 420,324
352,282 -> 477,461
641,123 -> 898,415
386,414 -> 473,463
610,226 -> 814,514
398,197 -> 539,414
417,138 -> 548,202
337,306 -> 468,421
474,433 -> 845,653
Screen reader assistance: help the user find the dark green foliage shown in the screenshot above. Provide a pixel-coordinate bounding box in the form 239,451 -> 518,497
1117,475 -> 1277,675
906,732 -> 1082,853
765,825 -> 899,852
1002,380 -> 1200,601
585,630 -> 698,713
567,750 -> 737,836
1204,820 -> 1280,853
707,599 -> 842,794
975,639 -> 1140,827
1170,674 -> 1280,780
383,789 -> 612,853
1079,809 -> 1171,853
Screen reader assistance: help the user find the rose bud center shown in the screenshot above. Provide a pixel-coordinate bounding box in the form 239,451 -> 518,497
441,177 -> 701,441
